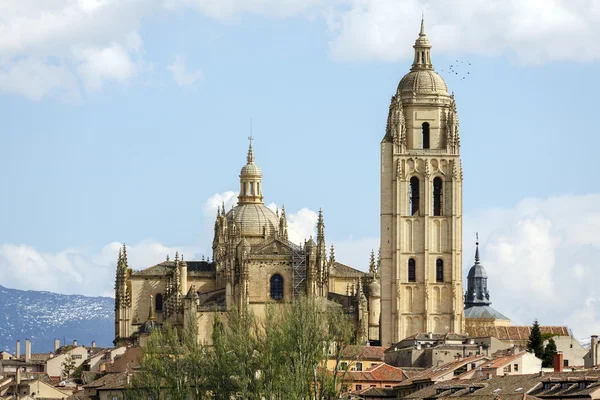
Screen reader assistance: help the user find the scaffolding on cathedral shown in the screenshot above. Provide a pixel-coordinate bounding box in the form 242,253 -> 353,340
290,242 -> 307,297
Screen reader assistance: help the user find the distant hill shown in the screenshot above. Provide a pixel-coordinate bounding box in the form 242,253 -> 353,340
0,285 -> 114,354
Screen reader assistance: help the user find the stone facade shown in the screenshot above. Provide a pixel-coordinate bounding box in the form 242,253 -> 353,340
380,19 -> 464,346
115,141 -> 381,346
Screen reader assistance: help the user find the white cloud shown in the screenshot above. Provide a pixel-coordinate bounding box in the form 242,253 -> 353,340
465,193 -> 600,341
0,0 -> 154,99
74,42 -> 141,91
326,0 -> 600,64
0,58 -> 79,101
0,240 -> 203,297
167,54 -> 203,87
203,191 -> 238,216
164,0 -> 332,19
1,0 -> 598,99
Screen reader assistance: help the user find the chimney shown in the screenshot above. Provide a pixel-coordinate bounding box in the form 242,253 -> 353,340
25,339 -> 31,363
16,340 -> 21,359
553,352 -> 564,373
591,335 -> 598,366
54,339 -> 60,352
73,340 -> 77,346
92,341 -> 96,348
539,370 -> 545,377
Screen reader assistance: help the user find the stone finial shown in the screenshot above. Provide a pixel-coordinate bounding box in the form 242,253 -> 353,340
369,249 -> 376,274
148,295 -> 154,321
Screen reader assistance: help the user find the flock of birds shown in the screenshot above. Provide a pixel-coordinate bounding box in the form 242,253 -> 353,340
440,59 -> 472,81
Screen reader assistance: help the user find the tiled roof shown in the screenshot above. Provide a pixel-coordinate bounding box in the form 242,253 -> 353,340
481,353 -> 524,369
132,261 -> 215,277
330,262 -> 366,277
29,353 -> 53,361
357,386 -> 397,397
349,363 -> 406,382
397,356 -> 489,388
81,371 -> 104,384
340,346 -> 387,360
405,371 -> 600,400
466,326 -> 569,341
83,372 -> 130,390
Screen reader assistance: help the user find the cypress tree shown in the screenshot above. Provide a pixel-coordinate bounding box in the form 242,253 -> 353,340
527,319 -> 544,358
543,338 -> 558,368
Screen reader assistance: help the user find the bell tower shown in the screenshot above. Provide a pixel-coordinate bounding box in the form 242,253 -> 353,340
380,18 -> 464,345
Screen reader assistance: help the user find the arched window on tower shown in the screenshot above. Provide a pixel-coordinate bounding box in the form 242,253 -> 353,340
408,259 -> 416,282
270,274 -> 284,300
436,259 -> 444,282
250,182 -> 254,195
410,177 -> 420,215
433,177 -> 443,216
155,293 -> 163,312
422,122 -> 430,149
243,182 -> 248,196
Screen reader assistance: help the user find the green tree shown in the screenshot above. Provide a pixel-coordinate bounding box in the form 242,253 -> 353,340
543,338 -> 558,368
527,319 -> 544,358
60,354 -> 76,379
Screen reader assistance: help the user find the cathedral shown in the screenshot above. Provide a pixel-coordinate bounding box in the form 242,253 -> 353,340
114,139 -> 381,346
115,18 -> 511,347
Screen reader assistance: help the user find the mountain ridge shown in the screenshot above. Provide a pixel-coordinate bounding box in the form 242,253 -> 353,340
0,284 -> 114,354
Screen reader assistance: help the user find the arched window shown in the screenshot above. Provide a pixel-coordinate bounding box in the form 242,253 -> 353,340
422,122 -> 430,149
436,259 -> 444,282
410,177 -> 420,215
433,177 -> 443,216
408,259 -> 416,282
270,274 -> 284,300
243,182 -> 248,196
155,293 -> 163,312
257,182 -> 260,196
250,182 -> 254,195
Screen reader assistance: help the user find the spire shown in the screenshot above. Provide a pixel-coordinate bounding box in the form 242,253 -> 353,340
369,249 -> 376,274
122,243 -> 128,267
238,137 -> 264,205
464,233 -> 491,306
247,135 -> 255,163
475,232 -> 480,263
411,16 -> 433,71
280,205 -> 288,241
317,208 -> 325,241
329,244 -> 336,264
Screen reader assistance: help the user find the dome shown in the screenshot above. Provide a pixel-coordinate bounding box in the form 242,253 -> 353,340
368,279 -> 381,297
241,163 -> 261,176
227,203 -> 279,240
398,70 -> 448,99
467,264 -> 487,279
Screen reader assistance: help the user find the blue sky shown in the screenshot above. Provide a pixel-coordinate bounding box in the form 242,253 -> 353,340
0,0 -> 599,340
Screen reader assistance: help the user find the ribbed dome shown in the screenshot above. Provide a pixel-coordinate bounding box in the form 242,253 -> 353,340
227,203 -> 279,240
240,163 -> 261,176
467,264 -> 487,279
398,70 -> 448,98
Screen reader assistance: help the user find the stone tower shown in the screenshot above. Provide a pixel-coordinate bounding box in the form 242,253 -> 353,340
380,19 -> 464,345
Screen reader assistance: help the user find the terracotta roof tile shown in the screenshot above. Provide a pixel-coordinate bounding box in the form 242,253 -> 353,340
466,326 -> 569,341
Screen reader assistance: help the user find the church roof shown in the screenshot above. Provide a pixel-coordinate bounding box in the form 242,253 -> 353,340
466,325 -> 570,341
131,261 -> 215,277
464,305 -> 510,321
330,261 -> 366,278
